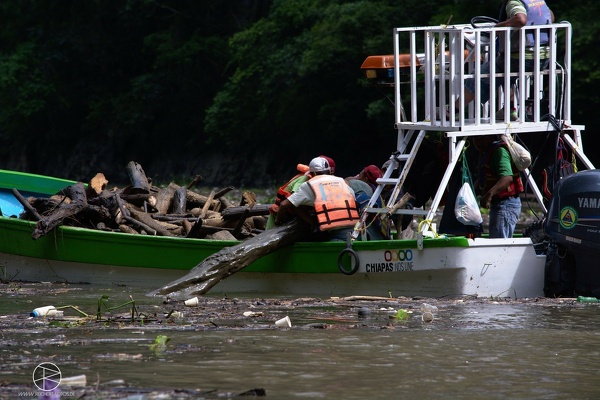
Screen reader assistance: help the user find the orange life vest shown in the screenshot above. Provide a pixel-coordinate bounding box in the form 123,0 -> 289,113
275,164 -> 310,205
307,175 -> 359,231
275,174 -> 304,205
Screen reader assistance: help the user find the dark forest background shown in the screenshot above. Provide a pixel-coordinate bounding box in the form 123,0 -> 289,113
1,0 -> 598,189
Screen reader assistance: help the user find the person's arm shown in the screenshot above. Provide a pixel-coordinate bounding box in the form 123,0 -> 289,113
481,175 -> 514,208
293,206 -> 318,228
276,182 -> 313,225
275,199 -> 293,225
277,196 -> 317,227
495,12 -> 527,28
496,0 -> 527,28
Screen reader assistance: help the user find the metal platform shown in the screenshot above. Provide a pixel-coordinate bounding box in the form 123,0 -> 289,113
355,22 -> 594,240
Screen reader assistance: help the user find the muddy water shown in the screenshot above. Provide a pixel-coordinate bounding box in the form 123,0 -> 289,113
1,283 -> 600,399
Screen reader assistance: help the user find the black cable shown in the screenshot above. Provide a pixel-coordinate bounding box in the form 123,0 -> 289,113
518,114 -> 561,221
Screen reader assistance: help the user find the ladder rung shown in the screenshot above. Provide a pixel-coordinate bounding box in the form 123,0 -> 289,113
365,207 -> 429,216
376,178 -> 399,185
392,209 -> 429,216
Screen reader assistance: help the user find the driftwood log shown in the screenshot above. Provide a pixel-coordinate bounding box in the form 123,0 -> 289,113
199,190 -> 215,219
126,161 -> 151,194
221,204 -> 270,220
17,161 -> 273,243
12,189 -> 43,221
147,218 -> 312,300
214,186 -> 234,199
32,183 -> 88,239
126,206 -> 176,237
155,182 -> 178,214
172,186 -> 187,214
186,175 -> 202,189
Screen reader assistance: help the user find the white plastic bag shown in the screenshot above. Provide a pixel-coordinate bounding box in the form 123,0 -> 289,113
455,182 -> 483,226
501,133 -> 531,171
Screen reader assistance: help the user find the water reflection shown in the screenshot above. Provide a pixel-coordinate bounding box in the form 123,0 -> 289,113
1,284 -> 600,399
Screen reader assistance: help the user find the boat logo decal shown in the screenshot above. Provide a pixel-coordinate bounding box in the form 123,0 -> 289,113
366,249 -> 414,272
384,249 -> 413,262
559,206 -> 578,229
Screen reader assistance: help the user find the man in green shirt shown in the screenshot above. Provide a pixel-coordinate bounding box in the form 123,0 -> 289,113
472,135 -> 524,238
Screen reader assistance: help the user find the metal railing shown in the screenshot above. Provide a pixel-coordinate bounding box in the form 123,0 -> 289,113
393,22 -> 572,132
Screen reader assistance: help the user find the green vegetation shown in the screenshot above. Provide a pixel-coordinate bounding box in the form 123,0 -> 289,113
0,1 -> 597,187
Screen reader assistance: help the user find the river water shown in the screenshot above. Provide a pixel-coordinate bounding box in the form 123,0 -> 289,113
1,283 -> 599,399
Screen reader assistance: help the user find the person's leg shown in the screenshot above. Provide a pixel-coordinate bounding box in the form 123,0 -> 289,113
457,61 -> 491,110
458,87 -> 476,108
327,227 -> 354,242
366,223 -> 387,241
505,59 -> 539,113
488,197 -> 521,238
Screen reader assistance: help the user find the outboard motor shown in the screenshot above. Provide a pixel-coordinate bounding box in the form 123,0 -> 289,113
544,170 -> 600,297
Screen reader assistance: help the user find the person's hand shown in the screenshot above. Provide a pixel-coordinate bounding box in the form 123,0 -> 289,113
274,209 -> 285,225
480,192 -> 492,209
269,204 -> 279,214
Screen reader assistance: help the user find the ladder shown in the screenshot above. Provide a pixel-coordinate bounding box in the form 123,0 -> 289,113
351,127 -> 428,240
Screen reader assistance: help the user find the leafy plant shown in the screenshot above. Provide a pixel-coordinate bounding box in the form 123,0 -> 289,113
394,309 -> 409,321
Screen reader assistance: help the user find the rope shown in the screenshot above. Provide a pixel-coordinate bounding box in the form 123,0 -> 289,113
418,219 -> 440,238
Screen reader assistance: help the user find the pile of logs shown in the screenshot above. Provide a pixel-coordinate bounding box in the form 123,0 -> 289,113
15,161 -> 271,241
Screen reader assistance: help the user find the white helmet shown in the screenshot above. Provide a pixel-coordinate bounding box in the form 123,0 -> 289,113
308,157 -> 331,174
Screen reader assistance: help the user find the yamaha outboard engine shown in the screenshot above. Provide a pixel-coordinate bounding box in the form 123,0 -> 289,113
544,170 -> 600,297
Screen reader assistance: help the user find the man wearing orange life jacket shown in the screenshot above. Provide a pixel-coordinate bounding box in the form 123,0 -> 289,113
276,157 -> 359,241
266,155 -> 337,230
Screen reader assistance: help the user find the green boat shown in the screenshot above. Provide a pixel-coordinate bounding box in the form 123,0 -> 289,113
0,166 -> 545,299
1,20 -> 596,299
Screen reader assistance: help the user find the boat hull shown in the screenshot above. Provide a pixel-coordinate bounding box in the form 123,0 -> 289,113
0,169 -> 545,298
0,218 -> 545,298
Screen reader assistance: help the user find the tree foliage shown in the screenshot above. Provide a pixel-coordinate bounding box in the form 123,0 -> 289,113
0,0 -> 269,183
205,0 -> 442,181
0,0 -> 598,187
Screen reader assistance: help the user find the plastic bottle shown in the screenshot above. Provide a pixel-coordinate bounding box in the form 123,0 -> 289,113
46,309 -> 64,317
30,305 -> 56,317
420,303 -> 438,313
422,312 -> 434,323
576,296 -> 599,303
